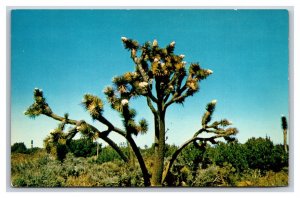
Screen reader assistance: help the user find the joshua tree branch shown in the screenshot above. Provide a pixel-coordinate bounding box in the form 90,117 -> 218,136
164,75 -> 192,109
146,87 -> 159,104
65,127 -> 78,144
94,114 -> 127,137
164,91 -> 189,109
43,112 -> 128,162
126,135 -> 151,186
121,106 -> 151,186
163,93 -> 171,103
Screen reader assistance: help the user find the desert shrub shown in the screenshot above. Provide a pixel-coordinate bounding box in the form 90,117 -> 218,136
191,163 -> 237,187
237,169 -> 288,187
256,170 -> 288,186
11,151 -> 144,187
11,151 -> 65,187
236,169 -> 262,187
192,165 -> 219,186
82,158 -> 144,186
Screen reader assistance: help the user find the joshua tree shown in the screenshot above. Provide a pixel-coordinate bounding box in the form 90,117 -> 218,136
281,115 -> 288,153
25,37 -> 238,186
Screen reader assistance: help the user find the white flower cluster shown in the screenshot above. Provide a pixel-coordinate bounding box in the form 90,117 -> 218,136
170,41 -> 176,47
179,54 -> 185,59
206,69 -> 213,74
34,88 -> 42,92
153,39 -> 158,47
121,37 -> 128,42
49,129 -> 56,133
121,99 -> 129,106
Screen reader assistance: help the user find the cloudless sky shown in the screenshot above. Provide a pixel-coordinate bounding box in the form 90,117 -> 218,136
11,9 -> 289,148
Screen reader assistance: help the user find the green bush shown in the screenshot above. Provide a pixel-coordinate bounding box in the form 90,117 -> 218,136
244,137 -> 288,172
204,138 -> 288,173
179,144 -> 205,170
270,144 -> 288,172
245,137 -> 274,171
205,142 -> 248,172
96,146 -> 127,163
68,138 -> 98,158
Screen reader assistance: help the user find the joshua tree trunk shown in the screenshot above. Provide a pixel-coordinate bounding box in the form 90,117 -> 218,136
151,107 -> 166,186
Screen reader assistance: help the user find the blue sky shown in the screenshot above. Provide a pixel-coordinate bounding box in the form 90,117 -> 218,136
11,9 -> 289,148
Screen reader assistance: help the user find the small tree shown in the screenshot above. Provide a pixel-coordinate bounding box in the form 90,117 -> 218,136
11,142 -> 28,154
245,137 -> 274,171
25,38 -> 238,186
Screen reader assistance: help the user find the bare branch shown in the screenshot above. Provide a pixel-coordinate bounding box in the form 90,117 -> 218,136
147,96 -> 157,115
162,129 -> 234,184
130,49 -> 158,103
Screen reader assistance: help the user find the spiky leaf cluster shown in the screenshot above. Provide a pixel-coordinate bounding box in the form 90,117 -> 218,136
202,100 -> 217,127
24,88 -> 52,118
121,105 -> 149,136
121,37 -> 139,51
81,94 -> 104,119
281,115 -> 288,130
138,119 -> 148,134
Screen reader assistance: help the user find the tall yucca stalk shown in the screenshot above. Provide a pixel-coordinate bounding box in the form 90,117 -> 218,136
281,115 -> 288,153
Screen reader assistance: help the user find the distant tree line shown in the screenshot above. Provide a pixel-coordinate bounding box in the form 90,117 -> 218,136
12,136 -> 288,174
